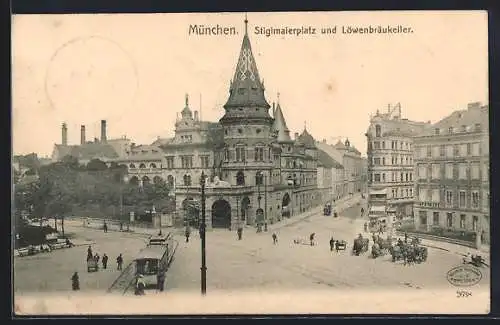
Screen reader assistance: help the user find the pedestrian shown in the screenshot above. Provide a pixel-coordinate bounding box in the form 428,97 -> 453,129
404,232 -> 408,243
116,253 -> 123,271
71,272 -> 80,291
237,227 -> 243,240
185,226 -> 191,243
135,275 -> 146,295
329,237 -> 335,251
157,271 -> 166,292
272,233 -> 278,244
87,245 -> 93,260
103,221 -> 108,233
102,254 -> 108,269
309,233 -> 315,246
94,253 -> 100,264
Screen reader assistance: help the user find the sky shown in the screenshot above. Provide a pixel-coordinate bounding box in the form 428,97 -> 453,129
12,11 -> 488,157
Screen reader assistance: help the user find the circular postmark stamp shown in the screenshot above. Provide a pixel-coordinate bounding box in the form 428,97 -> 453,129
44,35 -> 139,124
446,265 -> 482,287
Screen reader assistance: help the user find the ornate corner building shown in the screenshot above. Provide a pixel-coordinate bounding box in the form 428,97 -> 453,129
365,104 -> 431,218
118,18 -> 321,230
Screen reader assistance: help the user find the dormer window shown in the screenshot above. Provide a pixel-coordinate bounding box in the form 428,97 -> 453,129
448,127 -> 454,134
375,125 -> 381,137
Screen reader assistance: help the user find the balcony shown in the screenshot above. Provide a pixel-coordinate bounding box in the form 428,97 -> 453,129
128,168 -> 162,174
418,201 -> 441,208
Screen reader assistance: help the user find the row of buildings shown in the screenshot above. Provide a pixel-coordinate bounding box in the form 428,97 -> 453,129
366,102 -> 489,243
49,18 -> 366,230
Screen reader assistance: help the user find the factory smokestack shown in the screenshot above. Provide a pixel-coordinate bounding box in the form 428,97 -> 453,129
80,125 -> 86,145
101,120 -> 107,143
61,123 -> 68,146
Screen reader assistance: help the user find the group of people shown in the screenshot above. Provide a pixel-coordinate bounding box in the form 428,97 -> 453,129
86,245 -> 112,270
73,246 -> 124,291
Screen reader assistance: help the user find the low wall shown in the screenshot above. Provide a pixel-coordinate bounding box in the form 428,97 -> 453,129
395,230 -> 477,249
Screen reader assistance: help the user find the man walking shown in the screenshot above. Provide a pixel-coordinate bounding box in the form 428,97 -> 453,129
309,233 -> 316,246
157,271 -> 166,292
103,221 -> 108,233
102,253 -> 108,269
116,253 -> 123,271
185,226 -> 191,243
272,233 -> 278,244
237,226 -> 243,240
329,237 -> 335,251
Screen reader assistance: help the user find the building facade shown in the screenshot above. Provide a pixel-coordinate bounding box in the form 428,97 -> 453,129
316,148 -> 344,205
315,139 -> 363,201
144,18 -> 321,230
365,103 -> 431,218
413,102 -> 489,244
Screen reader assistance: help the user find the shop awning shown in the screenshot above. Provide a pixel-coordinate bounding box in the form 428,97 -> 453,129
369,205 -> 386,213
369,189 -> 387,195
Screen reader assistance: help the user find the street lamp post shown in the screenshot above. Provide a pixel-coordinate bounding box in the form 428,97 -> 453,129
200,171 -> 207,295
121,175 -> 129,231
264,171 -> 268,232
256,171 -> 263,232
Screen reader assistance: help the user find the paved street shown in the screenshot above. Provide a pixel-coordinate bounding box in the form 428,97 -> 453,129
14,195 -> 490,314
163,196 -> 489,295
14,225 -> 148,294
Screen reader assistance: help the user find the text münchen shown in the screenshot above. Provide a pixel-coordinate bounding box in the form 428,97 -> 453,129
189,24 -> 237,36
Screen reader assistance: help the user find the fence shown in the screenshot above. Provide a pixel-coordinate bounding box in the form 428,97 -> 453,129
395,230 -> 477,249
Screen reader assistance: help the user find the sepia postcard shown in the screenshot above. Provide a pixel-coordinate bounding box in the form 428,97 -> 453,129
11,11 -> 490,315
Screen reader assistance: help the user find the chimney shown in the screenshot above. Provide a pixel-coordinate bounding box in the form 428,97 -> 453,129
272,102 -> 275,117
294,132 -> 299,140
194,111 -> 199,121
101,120 -> 107,143
61,123 -> 68,146
80,125 -> 86,145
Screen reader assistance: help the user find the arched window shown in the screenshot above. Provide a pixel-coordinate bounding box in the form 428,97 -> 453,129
153,176 -> 162,184
129,163 -> 136,168
236,170 -> 245,186
167,175 -> 174,187
142,176 -> 150,185
139,163 -> 146,169
183,174 -> 192,186
375,125 -> 381,137
150,163 -> 157,168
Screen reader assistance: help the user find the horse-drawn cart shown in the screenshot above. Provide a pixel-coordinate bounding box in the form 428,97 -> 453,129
335,240 -> 347,252
87,257 -> 99,272
352,237 -> 369,256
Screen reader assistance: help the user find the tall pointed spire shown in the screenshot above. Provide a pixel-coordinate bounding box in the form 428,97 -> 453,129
223,14 -> 269,110
272,94 -> 292,143
244,12 -> 248,35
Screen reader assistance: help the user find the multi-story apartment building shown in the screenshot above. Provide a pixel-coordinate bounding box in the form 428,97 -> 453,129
413,102 -> 489,244
365,103 -> 431,218
316,148 -> 344,204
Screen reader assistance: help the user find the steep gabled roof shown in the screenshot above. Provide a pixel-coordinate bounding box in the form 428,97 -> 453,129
223,18 -> 270,110
317,149 -> 344,169
297,128 -> 316,149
